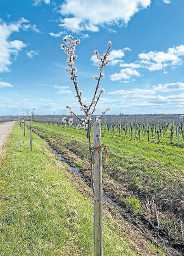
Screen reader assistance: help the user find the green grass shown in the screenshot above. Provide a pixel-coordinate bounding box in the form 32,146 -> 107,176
31,122 -> 184,248
36,123 -> 184,171
0,124 -> 162,256
103,131 -> 184,171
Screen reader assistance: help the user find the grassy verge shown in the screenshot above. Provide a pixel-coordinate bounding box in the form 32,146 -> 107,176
0,124 -> 163,256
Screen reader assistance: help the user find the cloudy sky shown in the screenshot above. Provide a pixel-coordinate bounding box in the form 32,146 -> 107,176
0,0 -> 184,115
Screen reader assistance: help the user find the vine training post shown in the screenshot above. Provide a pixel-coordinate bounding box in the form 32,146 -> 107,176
62,35 -> 112,256
29,110 -> 35,151
23,115 -> 26,137
29,111 -> 33,151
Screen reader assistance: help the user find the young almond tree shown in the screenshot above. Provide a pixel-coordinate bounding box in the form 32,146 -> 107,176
62,35 -> 112,256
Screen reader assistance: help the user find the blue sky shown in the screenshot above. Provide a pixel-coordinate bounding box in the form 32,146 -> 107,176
0,0 -> 184,115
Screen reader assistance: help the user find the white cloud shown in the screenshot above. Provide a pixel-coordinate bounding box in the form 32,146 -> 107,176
59,0 -> 151,32
108,88 -> 158,106
109,88 -> 154,99
153,82 -> 184,92
0,81 -> 14,88
120,62 -> 141,69
9,40 -> 26,52
109,49 -> 131,65
108,81 -> 184,107
163,0 -> 171,4
110,45 -> 184,83
54,85 -> 72,95
111,68 -> 141,81
33,0 -> 50,5
0,18 -> 38,73
27,50 -> 39,59
109,50 -> 125,63
22,22 -> 40,33
49,31 -> 64,38
139,45 -> 184,71
60,17 -> 99,33
0,19 -> 29,73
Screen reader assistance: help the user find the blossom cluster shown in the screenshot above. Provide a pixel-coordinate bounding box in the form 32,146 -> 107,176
62,35 -> 112,122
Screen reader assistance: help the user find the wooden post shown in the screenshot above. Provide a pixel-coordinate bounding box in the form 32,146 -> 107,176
23,118 -> 26,137
29,112 -> 33,151
19,118 -> 21,128
93,118 -> 103,256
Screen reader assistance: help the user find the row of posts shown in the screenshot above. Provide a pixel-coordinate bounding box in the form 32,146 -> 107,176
20,112 -> 33,151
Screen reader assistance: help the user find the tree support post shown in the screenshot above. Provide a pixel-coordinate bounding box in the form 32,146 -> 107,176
93,118 -> 103,256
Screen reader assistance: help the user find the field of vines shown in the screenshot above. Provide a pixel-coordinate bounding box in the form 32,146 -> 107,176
32,119 -> 184,255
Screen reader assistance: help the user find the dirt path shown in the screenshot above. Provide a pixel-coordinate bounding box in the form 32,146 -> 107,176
0,122 -> 14,153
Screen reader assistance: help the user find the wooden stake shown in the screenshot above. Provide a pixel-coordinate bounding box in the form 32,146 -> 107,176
30,113 -> 33,151
23,118 -> 26,137
93,118 -> 103,256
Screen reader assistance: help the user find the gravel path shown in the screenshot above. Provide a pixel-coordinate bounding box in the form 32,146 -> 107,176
0,122 -> 14,153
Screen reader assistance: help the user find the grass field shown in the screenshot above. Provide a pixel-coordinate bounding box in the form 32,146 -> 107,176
0,124 -> 165,256
31,122 -> 184,255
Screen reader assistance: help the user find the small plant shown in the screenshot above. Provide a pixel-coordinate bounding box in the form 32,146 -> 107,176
125,195 -> 143,215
